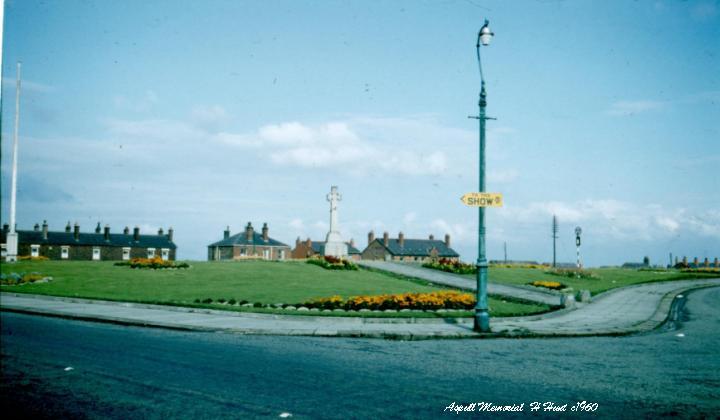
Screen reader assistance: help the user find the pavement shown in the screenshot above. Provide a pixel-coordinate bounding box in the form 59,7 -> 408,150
1,278 -> 718,339
358,260 -> 561,305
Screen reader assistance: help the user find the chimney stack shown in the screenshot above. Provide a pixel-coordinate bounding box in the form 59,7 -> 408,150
95,222 -> 101,234
714,258 -> 719,268
245,222 -> 254,241
704,257 -> 709,267
383,232 -> 389,247
445,234 -> 451,248
693,257 -> 699,267
133,226 -> 140,241
74,223 -> 80,241
168,227 -> 174,242
262,223 -> 269,242
296,237 -> 301,247
682,256 -> 687,264
368,231 -> 375,246
429,234 -> 434,241
158,227 -> 164,236
104,225 -> 110,241
398,232 -> 405,247
42,220 -> 48,240
34,223 -> 40,232
65,222 -> 72,233
123,226 -> 130,235
349,238 -> 355,248
306,238 -> 312,248
2,224 -> 8,234
224,226 -> 230,240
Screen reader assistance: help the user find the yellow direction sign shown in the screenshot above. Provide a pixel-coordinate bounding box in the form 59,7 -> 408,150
461,192 -> 503,207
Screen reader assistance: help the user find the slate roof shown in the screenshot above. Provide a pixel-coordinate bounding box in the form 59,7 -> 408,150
310,241 -> 361,255
208,231 -> 289,248
1,230 -> 176,249
370,238 -> 459,257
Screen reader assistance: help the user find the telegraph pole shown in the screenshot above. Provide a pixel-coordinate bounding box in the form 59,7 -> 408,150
552,215 -> 558,268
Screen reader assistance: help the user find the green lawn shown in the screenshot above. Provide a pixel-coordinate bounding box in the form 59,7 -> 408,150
465,267 -> 718,295
0,260 -> 552,317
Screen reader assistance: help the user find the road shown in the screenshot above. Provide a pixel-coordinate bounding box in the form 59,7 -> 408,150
2,287 -> 719,419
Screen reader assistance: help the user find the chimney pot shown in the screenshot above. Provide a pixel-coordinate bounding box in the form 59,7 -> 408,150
2,224 -> 8,233
444,234 -> 451,248
65,222 -> 72,233
95,222 -> 101,234
349,238 -> 355,248
262,222 -> 269,242
42,220 -> 49,240
383,232 -> 389,247
158,228 -> 164,236
429,234 -> 434,241
168,227 -> 174,242
34,223 -> 40,232
74,223 -> 80,241
123,226 -> 130,235
368,231 -> 375,246
296,237 -> 301,247
398,232 -> 405,247
246,222 -> 254,241
306,238 -> 312,248
224,226 -> 230,240
133,226 -> 140,241
104,225 -> 110,241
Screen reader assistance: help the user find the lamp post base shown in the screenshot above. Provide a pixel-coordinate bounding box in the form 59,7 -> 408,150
474,309 -> 490,332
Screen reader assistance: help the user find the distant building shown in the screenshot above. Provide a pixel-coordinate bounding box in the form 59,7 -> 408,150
360,231 -> 459,262
291,238 -> 361,260
0,221 -> 176,261
207,222 -> 290,261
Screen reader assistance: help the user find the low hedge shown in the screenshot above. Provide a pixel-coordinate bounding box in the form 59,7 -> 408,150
423,258 -> 476,275
306,255 -> 358,270
115,257 -> 189,269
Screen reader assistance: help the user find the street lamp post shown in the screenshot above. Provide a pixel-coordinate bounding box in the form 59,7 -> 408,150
473,20 -> 494,332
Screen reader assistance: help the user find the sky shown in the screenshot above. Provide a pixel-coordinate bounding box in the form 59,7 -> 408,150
1,0 -> 719,265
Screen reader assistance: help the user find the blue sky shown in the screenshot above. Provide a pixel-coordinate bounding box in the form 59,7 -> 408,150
2,0 -> 719,265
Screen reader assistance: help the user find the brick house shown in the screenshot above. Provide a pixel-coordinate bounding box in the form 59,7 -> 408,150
207,222 -> 290,261
360,231 -> 459,262
291,238 -> 362,260
1,221 -> 177,261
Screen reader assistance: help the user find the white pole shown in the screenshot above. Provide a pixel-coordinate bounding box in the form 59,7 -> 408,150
6,62 -> 21,262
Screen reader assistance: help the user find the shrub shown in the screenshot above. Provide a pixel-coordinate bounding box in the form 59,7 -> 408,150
201,298 -> 213,304
18,255 -> 49,261
228,298 -> 237,305
0,272 -> 49,286
423,258 -> 476,275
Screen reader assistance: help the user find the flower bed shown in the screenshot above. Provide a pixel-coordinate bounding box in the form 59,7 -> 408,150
1,272 -> 51,286
545,268 -> 597,279
490,263 -> 548,269
114,257 -> 189,269
306,255 -> 358,270
305,291 -> 475,311
681,268 -> 720,274
18,256 -> 49,261
529,280 -> 566,290
423,258 -> 476,275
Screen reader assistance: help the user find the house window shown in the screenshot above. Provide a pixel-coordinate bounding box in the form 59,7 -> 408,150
240,248 -> 246,256
61,246 -> 69,259
263,249 -> 270,260
31,245 -> 40,258
92,247 -> 101,260
147,248 -> 156,258
1,244 -> 6,257
279,249 -> 285,260
122,248 -> 131,260
161,248 -> 169,260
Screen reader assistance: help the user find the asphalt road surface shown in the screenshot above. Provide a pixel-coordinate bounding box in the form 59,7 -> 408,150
2,287 -> 719,419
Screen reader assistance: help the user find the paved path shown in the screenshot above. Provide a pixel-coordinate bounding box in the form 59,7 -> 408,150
358,260 -> 561,306
2,278 -> 718,339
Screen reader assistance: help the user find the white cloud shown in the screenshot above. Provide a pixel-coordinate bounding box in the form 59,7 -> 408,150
113,90 -> 159,113
289,218 -> 305,230
403,212 -> 417,225
191,105 -> 229,131
608,100 -> 665,116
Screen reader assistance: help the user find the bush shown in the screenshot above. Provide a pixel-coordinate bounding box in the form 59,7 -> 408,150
306,256 -> 358,270
18,255 -> 49,261
423,258 -> 476,275
0,272 -> 50,286
303,291 -> 476,311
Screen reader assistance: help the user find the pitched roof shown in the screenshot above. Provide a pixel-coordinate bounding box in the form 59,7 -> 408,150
310,241 -> 361,255
1,230 -> 177,249
208,231 -> 289,248
370,238 -> 459,257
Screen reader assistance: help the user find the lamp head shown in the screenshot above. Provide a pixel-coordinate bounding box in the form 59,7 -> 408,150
479,19 -> 494,46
